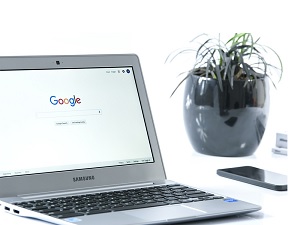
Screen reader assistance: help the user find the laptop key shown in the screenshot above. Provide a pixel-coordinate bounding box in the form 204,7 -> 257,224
178,199 -> 194,203
31,206 -> 48,211
113,201 -> 169,212
39,208 -> 61,214
165,200 -> 180,204
50,209 -> 77,216
186,193 -> 214,198
86,209 -> 112,215
54,212 -> 85,219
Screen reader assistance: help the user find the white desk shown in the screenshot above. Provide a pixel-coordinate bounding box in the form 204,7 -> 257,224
0,144 -> 289,225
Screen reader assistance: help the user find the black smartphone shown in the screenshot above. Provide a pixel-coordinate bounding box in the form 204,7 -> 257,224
217,166 -> 287,191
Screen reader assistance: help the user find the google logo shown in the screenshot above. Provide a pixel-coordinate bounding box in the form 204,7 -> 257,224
50,95 -> 81,107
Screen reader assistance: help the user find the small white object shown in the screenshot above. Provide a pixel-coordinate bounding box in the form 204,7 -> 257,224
272,132 -> 288,155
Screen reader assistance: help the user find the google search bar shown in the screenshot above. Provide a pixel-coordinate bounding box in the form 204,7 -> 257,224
36,109 -> 102,118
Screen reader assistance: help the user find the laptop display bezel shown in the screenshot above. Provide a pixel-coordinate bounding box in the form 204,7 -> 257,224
0,54 -> 166,198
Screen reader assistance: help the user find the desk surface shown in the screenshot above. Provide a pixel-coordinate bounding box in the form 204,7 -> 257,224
0,144 -> 289,225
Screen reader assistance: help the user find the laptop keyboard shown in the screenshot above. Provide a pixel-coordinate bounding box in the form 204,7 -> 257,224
13,184 -> 224,219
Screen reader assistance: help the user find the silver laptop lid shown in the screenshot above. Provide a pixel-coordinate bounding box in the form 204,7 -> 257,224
0,54 -> 166,198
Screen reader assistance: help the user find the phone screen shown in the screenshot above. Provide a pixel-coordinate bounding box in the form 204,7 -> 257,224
217,166 -> 287,191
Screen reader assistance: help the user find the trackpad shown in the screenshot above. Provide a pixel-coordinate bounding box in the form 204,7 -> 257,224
123,205 -> 206,221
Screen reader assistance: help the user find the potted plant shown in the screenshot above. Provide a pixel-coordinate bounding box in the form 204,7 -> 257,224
166,33 -> 283,157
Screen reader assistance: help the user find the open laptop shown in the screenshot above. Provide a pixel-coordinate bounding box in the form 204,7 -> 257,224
0,54 -> 261,225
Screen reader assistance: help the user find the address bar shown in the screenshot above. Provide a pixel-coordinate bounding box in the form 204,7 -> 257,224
36,109 -> 102,118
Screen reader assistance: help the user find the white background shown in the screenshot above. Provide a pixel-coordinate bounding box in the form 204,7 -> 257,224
0,0 -> 297,216
0,1 -> 296,130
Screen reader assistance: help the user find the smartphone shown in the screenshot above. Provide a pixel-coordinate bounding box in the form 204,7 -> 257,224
217,166 -> 287,191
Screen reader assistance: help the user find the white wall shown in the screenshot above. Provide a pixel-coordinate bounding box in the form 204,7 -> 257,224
0,0 -> 297,156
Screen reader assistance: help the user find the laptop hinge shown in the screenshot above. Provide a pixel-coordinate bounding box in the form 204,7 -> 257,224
19,182 -> 155,200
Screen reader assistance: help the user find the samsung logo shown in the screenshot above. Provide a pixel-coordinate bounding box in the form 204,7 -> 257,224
73,175 -> 95,182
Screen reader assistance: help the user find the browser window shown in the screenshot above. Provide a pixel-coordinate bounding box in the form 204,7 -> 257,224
0,67 -> 154,177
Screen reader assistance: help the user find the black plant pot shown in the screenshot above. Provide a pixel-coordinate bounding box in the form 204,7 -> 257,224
183,74 -> 270,157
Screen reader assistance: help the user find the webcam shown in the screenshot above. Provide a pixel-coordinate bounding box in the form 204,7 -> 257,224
55,60 -> 61,65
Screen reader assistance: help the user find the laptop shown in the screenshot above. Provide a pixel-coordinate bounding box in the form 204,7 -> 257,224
0,54 -> 261,225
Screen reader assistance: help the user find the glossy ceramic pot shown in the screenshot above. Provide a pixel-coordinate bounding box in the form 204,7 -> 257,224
183,74 -> 270,157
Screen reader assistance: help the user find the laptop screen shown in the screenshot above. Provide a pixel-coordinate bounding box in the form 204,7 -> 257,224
0,66 -> 154,178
